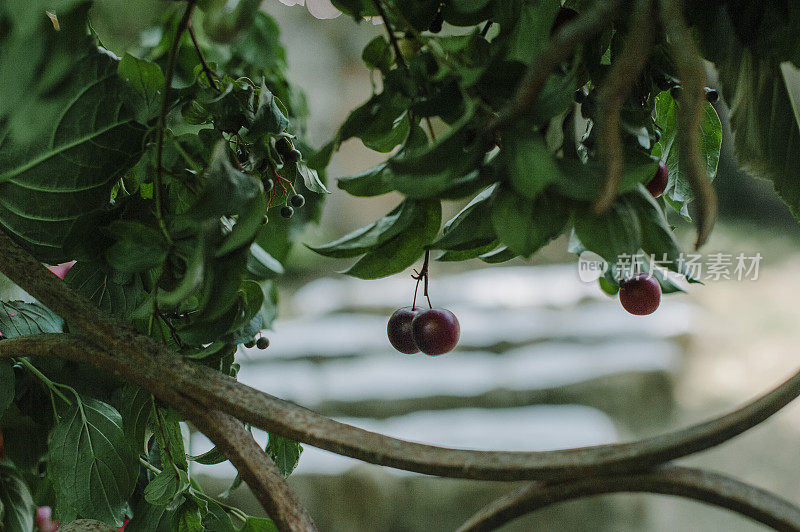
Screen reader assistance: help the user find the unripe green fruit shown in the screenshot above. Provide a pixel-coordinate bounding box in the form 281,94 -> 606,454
290,194 -> 305,208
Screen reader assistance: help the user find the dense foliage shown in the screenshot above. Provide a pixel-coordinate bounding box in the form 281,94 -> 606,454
0,0 -> 799,530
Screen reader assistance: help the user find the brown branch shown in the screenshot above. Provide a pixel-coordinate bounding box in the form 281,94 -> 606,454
593,0 -> 656,214
4,330 -> 800,484
186,409 -> 318,531
457,465 -> 800,532
659,0 -> 717,248
485,0 -> 623,133
2,230 -> 800,483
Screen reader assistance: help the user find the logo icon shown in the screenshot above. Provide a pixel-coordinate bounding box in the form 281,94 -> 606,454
577,251 -> 608,283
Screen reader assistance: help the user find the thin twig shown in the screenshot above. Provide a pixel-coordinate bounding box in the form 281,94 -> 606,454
485,0 -> 623,133
457,465 -> 800,532
659,0 -> 717,248
154,1 -> 197,245
187,23 -> 220,92
593,0 -> 656,213
372,0 -> 408,72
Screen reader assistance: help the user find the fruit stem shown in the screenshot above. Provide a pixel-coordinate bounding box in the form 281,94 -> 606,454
411,249 -> 432,310
187,23 -> 220,92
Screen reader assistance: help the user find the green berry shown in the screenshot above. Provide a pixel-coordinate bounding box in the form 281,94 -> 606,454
244,340 -> 256,348
262,215 -> 268,225
256,337 -> 269,350
290,194 -> 305,208
265,178 -> 274,192
281,206 -> 294,218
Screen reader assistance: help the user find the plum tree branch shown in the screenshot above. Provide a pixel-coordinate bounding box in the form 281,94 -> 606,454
485,0 -> 623,133
2,228 -> 800,483
457,465 -> 800,532
593,0 -> 655,214
185,409 -> 318,531
4,326 -> 800,485
659,0 -> 717,248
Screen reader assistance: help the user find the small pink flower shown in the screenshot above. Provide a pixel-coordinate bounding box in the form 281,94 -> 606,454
35,507 -> 59,532
47,261 -> 76,280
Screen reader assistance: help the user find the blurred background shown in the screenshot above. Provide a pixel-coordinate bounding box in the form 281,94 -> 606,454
51,1 -> 800,529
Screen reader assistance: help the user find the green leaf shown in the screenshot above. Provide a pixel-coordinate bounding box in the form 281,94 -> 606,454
151,408 -> 188,471
442,0 -> 492,26
362,36 -> 392,72
505,132 -> 564,200
0,360 -> 13,419
118,53 -> 165,122
0,48 -> 147,263
216,194 -> 267,257
202,499 -> 237,532
48,398 -> 139,526
709,55 -> 800,221
188,447 -> 228,466
145,467 -> 189,507
491,187 -> 568,257
502,0 -> 561,64
240,517 -> 279,532
246,244 -> 285,279
573,201 -> 641,265
555,152 -> 659,201
65,261 -> 146,319
309,200 -> 419,258
331,0 -> 379,19
265,434 -> 302,477
105,221 -> 169,274
431,184 -> 497,251
343,200 -> 441,279
292,161 -> 330,195
652,90 -> 722,217
249,83 -> 288,136
337,163 -> 394,197
126,490 -> 173,532
0,300 -> 63,337
623,186 -> 688,277
173,497 -> 204,532
114,385 -> 153,456
479,245 -> 518,264
339,92 -> 412,153
0,460 -> 35,532
436,241 -> 499,262
177,144 -> 261,226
